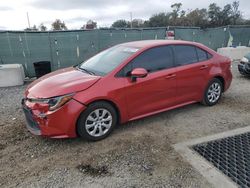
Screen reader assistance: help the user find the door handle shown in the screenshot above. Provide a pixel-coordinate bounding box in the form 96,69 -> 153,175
200,65 -> 208,70
165,74 -> 176,79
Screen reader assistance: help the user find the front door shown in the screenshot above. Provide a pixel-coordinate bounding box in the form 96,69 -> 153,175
118,45 -> 177,119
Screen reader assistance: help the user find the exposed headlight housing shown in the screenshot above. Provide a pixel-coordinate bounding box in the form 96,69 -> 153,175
241,57 -> 249,64
28,93 -> 74,111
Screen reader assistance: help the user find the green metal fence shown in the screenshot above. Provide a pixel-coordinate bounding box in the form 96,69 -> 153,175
174,25 -> 250,51
228,26 -> 250,47
0,28 -> 166,77
0,26 -> 250,77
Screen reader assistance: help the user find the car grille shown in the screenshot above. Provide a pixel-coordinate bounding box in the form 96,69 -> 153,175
22,99 -> 40,132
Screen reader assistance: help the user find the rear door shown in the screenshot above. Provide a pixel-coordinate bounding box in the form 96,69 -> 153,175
117,45 -> 177,119
173,45 -> 213,103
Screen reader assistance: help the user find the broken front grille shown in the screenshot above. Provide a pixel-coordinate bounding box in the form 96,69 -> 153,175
193,132 -> 250,188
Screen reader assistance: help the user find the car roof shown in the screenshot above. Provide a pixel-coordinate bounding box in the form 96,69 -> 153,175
120,40 -> 200,49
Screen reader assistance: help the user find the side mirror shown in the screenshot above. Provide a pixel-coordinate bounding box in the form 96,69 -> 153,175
130,68 -> 148,82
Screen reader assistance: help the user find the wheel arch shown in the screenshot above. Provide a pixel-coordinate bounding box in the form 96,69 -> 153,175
214,75 -> 225,92
84,99 -> 121,125
75,99 -> 121,140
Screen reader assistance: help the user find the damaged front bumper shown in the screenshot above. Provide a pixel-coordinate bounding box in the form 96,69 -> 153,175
22,99 -> 41,135
21,98 -> 86,138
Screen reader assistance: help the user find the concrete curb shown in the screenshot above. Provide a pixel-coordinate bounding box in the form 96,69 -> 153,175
173,126 -> 250,188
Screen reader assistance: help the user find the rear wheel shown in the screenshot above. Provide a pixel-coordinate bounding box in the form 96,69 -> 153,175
77,102 -> 117,141
202,78 -> 223,106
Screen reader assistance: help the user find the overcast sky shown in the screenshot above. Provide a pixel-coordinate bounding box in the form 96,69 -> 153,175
0,0 -> 249,30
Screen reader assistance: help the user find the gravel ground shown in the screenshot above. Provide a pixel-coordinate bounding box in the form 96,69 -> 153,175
0,63 -> 249,188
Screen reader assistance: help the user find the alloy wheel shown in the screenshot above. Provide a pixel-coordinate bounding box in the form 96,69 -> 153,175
207,82 -> 221,103
85,108 -> 113,137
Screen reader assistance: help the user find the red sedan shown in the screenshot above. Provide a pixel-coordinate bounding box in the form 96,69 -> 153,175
22,40 -> 232,141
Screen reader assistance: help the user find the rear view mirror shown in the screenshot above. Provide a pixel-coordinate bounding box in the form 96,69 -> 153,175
130,68 -> 148,82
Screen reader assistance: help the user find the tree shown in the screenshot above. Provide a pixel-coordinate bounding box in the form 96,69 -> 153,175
51,19 -> 67,31
39,23 -> 47,31
221,4 -> 233,26
24,25 -> 38,31
111,1 -> 245,28
244,19 -> 250,25
147,13 -> 171,27
111,19 -> 145,28
208,3 -> 222,27
131,19 -> 145,28
84,20 -> 97,29
170,3 -> 183,21
231,1 -> 241,24
186,9 -> 209,28
111,20 -> 130,28
168,3 -> 192,26
208,2 -> 243,27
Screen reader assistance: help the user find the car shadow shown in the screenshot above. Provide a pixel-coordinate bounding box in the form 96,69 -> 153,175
114,103 -> 202,133
35,102 -> 202,146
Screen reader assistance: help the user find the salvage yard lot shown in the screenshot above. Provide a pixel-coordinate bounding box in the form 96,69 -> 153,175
0,63 -> 249,187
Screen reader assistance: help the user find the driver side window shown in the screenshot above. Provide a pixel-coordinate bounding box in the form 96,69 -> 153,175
118,45 -> 174,77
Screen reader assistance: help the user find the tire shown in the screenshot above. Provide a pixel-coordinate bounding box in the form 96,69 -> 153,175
245,63 -> 250,74
202,78 -> 223,106
77,101 -> 117,141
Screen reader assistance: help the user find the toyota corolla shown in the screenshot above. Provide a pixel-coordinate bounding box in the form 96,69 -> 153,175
22,40 -> 232,141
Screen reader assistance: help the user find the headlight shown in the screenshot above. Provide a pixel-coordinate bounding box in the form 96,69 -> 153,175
28,93 -> 74,111
241,57 -> 249,64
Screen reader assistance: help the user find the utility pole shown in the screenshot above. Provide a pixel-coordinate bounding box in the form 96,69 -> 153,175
26,12 -> 31,29
130,12 -> 133,28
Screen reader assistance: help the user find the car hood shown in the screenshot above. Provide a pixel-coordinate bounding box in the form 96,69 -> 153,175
26,67 -> 101,98
245,53 -> 250,60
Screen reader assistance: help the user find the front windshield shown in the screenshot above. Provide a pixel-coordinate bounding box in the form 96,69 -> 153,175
79,45 -> 139,76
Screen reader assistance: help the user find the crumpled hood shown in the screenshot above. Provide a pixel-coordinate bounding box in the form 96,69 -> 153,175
26,67 -> 101,98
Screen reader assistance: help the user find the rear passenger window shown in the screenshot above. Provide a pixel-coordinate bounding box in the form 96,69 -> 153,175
207,53 -> 212,59
131,46 -> 174,73
196,48 -> 208,61
174,45 -> 198,65
196,47 -> 212,62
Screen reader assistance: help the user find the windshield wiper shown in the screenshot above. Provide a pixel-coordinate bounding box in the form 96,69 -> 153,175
77,66 -> 95,75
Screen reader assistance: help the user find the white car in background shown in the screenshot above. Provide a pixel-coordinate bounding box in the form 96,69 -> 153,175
238,52 -> 250,76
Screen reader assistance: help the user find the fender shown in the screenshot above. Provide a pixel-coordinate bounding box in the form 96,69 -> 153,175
73,77 -> 129,123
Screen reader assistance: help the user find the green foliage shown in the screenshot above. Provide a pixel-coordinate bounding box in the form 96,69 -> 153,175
147,13 -> 171,27
111,20 -> 130,28
131,19 -> 145,28
186,9 -> 209,28
84,20 -> 97,29
111,19 -> 145,28
39,23 -> 47,31
51,19 -> 67,31
111,1 -> 248,28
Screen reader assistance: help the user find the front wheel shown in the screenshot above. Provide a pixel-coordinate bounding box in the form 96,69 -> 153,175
77,102 -> 117,141
202,78 -> 223,106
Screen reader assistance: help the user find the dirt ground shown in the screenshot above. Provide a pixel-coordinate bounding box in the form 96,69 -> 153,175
0,63 -> 249,188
